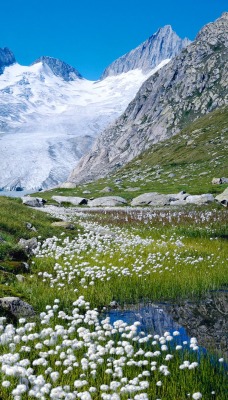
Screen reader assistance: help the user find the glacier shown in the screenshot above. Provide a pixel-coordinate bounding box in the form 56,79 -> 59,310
0,59 -> 170,190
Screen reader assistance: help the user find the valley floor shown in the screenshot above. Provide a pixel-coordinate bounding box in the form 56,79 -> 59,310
0,203 -> 227,399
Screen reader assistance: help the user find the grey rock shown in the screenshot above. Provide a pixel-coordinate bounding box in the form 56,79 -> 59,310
215,187 -> 228,206
221,177 -> 228,183
100,186 -> 113,193
88,196 -> 127,207
22,196 -> 46,207
170,199 -> 189,206
212,177 -> 223,184
125,187 -> 141,192
168,191 -> 190,201
32,56 -> 82,81
18,237 -> 38,255
101,25 -> 190,78
52,196 -> 88,205
88,226 -> 116,238
51,221 -> 75,229
185,194 -> 214,204
0,297 -> 35,318
109,301 -> 119,308
16,274 -> 25,283
68,13 -> 228,185
26,222 -> 37,232
131,192 -> 171,206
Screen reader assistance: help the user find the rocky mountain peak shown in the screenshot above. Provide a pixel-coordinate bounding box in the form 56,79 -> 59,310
67,12 -> 228,185
32,56 -> 83,81
101,25 -> 191,79
0,47 -> 16,74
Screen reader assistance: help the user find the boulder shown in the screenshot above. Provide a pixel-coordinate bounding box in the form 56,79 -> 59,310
52,196 -> 88,206
0,297 -> 35,318
212,177 -> 228,184
18,237 -> 38,255
131,192 -> 170,206
185,194 -> 214,204
22,196 -> 46,207
26,222 -> 37,232
170,199 -> 188,206
16,274 -> 25,283
215,187 -> 228,207
168,191 -> 190,202
100,186 -> 113,193
88,196 -> 127,207
51,221 -> 75,229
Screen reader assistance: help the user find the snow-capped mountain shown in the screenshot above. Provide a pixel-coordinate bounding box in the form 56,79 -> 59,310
0,26 -> 189,190
31,56 -> 83,81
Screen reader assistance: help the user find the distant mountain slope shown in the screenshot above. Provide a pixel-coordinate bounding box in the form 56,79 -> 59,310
101,25 -> 190,79
67,12 -> 228,185
58,107 -> 227,198
0,48 -> 15,74
32,56 -> 83,81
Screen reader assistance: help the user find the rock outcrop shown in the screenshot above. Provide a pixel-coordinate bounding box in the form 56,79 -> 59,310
0,47 -> 15,74
215,187 -> 228,206
101,25 -> 190,78
0,297 -> 35,318
32,56 -> 82,81
68,13 -> 228,185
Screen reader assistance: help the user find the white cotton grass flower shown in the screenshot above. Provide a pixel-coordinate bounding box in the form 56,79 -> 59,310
2,380 -> 11,388
192,393 -> 202,399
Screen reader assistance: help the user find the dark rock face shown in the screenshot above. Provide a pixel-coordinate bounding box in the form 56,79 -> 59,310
101,25 -> 190,79
68,13 -> 228,185
0,47 -> 16,74
164,290 -> 228,358
32,56 -> 82,81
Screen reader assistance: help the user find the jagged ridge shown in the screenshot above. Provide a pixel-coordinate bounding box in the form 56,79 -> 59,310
67,12 -> 228,185
101,25 -> 190,79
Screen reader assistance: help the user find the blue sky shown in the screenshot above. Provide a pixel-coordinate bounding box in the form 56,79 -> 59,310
0,0 -> 227,80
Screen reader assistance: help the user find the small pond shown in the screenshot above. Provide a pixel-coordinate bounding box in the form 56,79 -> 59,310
104,290 -> 228,360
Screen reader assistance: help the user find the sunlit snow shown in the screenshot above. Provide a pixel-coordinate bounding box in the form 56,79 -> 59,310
0,60 -> 170,190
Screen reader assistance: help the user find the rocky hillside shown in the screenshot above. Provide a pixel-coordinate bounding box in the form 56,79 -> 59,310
0,47 -> 15,74
101,25 -> 190,78
67,12 -> 228,185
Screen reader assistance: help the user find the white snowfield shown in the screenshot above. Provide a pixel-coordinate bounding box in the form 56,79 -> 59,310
0,59 -> 169,190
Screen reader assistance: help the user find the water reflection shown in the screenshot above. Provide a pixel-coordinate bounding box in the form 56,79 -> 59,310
106,290 -> 228,359
163,290 -> 228,359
